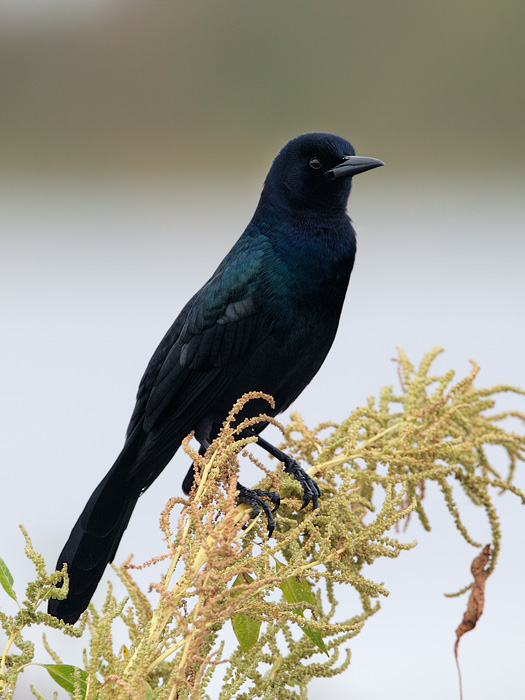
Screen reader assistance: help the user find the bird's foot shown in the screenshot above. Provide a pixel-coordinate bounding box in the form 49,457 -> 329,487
282,457 -> 321,510
254,434 -> 321,511
236,483 -> 280,537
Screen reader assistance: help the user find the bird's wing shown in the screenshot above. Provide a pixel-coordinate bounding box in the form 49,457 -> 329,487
126,242 -> 272,437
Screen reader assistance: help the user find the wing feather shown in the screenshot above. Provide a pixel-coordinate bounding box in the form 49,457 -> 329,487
126,240 -> 272,437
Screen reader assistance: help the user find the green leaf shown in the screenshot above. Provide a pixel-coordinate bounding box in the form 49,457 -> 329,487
277,562 -> 329,656
231,611 -> 262,653
300,621 -> 329,655
279,573 -> 316,607
42,664 -> 90,697
143,681 -> 155,699
0,555 -> 17,601
230,573 -> 262,652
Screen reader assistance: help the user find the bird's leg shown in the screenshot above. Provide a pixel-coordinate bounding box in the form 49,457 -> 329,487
255,435 -> 321,510
198,439 -> 280,537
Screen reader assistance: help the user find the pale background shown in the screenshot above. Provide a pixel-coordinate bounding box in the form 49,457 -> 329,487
2,2 -> 524,698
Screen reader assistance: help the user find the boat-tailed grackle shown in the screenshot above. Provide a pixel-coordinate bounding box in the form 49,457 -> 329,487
48,133 -> 383,623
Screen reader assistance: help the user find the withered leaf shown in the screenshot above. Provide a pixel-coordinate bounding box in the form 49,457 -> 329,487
454,544 -> 491,699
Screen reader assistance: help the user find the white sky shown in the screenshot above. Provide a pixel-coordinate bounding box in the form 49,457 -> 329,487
1,173 -> 525,699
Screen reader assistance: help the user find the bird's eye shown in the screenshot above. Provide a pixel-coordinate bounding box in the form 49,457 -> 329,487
309,157 -> 323,170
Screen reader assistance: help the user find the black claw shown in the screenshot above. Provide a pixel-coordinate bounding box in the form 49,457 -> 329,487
283,458 -> 321,511
254,434 -> 321,512
236,484 -> 280,537
251,488 -> 281,513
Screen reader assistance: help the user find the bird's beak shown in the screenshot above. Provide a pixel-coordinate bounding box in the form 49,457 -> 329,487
325,155 -> 385,180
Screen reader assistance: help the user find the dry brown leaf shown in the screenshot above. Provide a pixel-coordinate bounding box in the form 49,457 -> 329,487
454,544 -> 491,699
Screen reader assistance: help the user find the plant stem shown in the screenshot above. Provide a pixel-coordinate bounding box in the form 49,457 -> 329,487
0,630 -> 18,685
309,422 -> 402,476
123,449 -> 220,682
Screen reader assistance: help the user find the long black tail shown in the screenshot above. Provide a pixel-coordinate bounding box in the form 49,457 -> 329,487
48,428 -> 171,624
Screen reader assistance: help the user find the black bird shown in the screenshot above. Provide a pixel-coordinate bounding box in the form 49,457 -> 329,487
48,133 -> 383,623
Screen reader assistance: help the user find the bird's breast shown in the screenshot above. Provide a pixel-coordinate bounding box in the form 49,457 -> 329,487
267,222 -> 355,314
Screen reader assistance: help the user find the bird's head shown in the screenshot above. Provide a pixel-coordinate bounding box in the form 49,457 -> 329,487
263,132 -> 384,214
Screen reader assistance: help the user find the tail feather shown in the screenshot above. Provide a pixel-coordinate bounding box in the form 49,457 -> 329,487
47,496 -> 137,623
48,427 -> 175,624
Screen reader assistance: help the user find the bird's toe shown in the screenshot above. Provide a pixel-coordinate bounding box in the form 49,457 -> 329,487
237,484 -> 279,537
283,458 -> 321,511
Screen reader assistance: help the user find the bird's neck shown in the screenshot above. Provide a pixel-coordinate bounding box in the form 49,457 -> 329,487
250,198 -> 356,312
254,196 -> 356,261
258,180 -> 351,218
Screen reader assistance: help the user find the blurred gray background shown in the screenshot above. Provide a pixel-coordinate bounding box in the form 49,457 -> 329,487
2,1 -> 524,698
